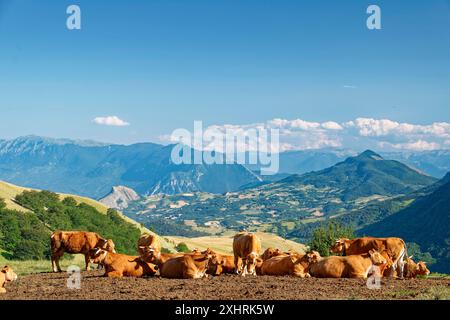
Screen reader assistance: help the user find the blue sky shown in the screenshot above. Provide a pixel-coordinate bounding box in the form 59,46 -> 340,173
0,0 -> 449,150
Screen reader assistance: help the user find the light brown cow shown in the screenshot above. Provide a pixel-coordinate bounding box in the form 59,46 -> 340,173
208,254 -> 236,276
88,248 -> 157,278
51,231 -> 116,272
330,237 -> 407,278
0,266 -> 18,294
144,249 -> 212,279
261,248 -> 286,261
260,251 -> 321,277
233,232 -> 262,276
403,257 -> 430,278
137,233 -> 161,257
309,250 -> 387,279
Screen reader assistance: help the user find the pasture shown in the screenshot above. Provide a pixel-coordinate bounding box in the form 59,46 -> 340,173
1,270 -> 449,300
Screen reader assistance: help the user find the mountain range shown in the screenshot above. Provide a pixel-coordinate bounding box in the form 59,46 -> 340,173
0,136 -> 260,198
1,136 -> 449,201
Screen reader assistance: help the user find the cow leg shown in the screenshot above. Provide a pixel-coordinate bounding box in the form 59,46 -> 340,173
84,254 -> 91,271
234,256 -> 241,275
105,271 -> 122,278
241,259 -> 247,277
52,250 -> 63,272
397,259 -> 405,279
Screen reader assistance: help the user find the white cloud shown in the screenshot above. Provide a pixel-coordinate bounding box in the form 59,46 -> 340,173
321,121 -> 343,130
385,140 -> 441,152
93,116 -> 130,127
343,85 -> 357,89
161,117 -> 450,152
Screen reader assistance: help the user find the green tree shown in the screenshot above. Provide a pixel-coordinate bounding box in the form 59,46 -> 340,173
176,242 -> 190,253
308,222 -> 354,257
406,242 -> 436,265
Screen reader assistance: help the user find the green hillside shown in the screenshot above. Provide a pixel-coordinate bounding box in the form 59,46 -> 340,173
0,181 -> 177,261
360,178 -> 450,273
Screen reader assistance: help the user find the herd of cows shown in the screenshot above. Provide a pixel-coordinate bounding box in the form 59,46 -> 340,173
0,230 -> 431,294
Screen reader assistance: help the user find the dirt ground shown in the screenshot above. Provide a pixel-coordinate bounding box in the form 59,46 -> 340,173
1,271 -> 449,300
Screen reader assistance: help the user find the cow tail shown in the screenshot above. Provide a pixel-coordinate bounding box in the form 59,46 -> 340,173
401,239 -> 408,261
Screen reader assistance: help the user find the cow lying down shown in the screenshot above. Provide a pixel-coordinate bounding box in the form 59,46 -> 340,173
88,248 -> 157,278
309,250 -> 388,279
1,266 -> 18,294
142,249 -> 212,279
259,251 -> 321,278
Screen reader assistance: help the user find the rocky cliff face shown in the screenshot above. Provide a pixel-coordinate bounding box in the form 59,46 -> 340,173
99,186 -> 141,210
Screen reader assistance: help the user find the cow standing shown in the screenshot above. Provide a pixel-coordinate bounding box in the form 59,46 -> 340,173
233,232 -> 262,276
51,231 -> 116,272
330,237 -> 408,278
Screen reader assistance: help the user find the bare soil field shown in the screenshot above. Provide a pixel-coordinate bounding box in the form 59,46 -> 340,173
1,271 -> 449,300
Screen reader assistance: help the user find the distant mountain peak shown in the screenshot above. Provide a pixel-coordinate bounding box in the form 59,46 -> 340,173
99,186 -> 141,210
356,150 -> 384,160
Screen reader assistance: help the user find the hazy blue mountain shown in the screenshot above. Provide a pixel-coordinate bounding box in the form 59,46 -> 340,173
360,174 -> 450,273
0,136 -> 261,198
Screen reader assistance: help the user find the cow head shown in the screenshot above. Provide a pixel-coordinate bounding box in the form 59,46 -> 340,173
416,261 -> 430,277
368,250 -> 387,266
208,254 -> 224,276
261,248 -> 282,261
191,248 -> 201,255
1,266 -> 18,282
98,238 -> 116,253
330,238 -> 350,254
305,251 -> 322,264
201,248 -> 215,255
139,247 -> 161,263
88,248 -> 108,264
244,252 -> 259,275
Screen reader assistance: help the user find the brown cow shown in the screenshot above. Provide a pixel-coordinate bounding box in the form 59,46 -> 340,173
309,250 -> 387,279
51,231 -> 116,272
208,254 -> 236,276
144,249 -> 212,279
233,232 -> 262,276
330,237 -> 407,278
88,248 -> 157,278
403,257 -> 430,279
260,251 -> 320,277
0,266 -> 18,294
261,248 -> 286,261
137,233 -> 161,257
